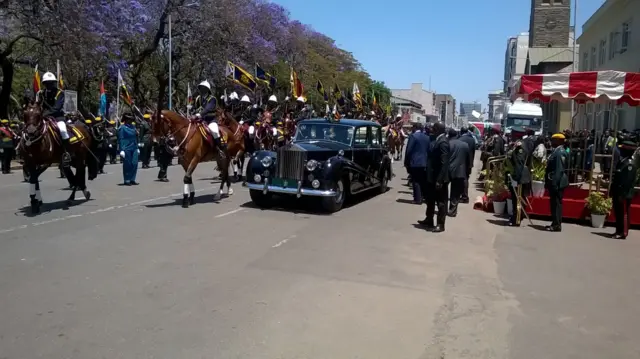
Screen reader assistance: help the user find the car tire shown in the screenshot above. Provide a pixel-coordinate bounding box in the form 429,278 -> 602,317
249,189 -> 273,208
321,178 -> 346,213
379,168 -> 389,194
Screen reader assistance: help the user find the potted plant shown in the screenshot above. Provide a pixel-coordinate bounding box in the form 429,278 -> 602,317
585,191 -> 612,228
531,160 -> 546,197
485,163 -> 509,215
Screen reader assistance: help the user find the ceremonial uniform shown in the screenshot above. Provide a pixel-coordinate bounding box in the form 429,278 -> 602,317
0,119 -> 16,174
138,114 -> 153,168
117,116 -> 139,185
106,120 -> 119,164
545,134 -> 569,231
39,72 -> 71,164
92,117 -> 108,174
156,135 -> 175,182
508,139 -> 531,226
610,141 -> 638,239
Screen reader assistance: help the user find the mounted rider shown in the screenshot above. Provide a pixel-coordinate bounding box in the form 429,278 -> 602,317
39,72 -> 70,164
194,80 -> 225,154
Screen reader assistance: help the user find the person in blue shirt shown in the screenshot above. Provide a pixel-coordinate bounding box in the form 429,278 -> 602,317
404,123 -> 430,204
39,72 -> 70,164
117,113 -> 139,186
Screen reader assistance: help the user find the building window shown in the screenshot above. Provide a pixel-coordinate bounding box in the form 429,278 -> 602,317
553,0 -> 563,3
599,39 -> 606,65
609,31 -> 619,60
582,52 -> 588,71
590,47 -> 596,70
542,0 -> 551,3
621,21 -> 631,53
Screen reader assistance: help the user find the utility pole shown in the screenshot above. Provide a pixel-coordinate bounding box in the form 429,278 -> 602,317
168,14 -> 172,110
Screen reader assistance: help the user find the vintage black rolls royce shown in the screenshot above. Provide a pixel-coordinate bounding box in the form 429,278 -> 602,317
246,118 -> 393,212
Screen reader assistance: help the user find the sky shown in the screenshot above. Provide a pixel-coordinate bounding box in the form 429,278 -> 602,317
273,0 -> 605,110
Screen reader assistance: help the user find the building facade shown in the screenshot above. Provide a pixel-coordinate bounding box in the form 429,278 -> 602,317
504,32 -> 530,94
488,91 -> 507,123
435,94 -> 455,126
391,83 -> 438,117
529,0 -> 571,47
390,96 -> 427,124
459,102 -> 481,117
577,0 -> 639,130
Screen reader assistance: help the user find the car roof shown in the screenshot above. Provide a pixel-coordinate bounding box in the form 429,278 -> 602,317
300,118 -> 381,128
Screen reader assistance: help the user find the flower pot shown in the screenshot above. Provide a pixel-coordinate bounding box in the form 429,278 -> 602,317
531,180 -> 545,198
506,198 -> 513,216
590,214 -> 606,228
493,201 -> 506,215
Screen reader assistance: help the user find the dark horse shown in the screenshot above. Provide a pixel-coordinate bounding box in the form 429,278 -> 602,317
21,102 -> 92,214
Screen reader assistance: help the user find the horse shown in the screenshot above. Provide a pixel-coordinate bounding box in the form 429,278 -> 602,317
215,107 -> 246,182
151,110 -> 232,208
283,116 -> 297,144
21,102 -> 92,214
385,125 -> 404,161
254,111 -> 276,150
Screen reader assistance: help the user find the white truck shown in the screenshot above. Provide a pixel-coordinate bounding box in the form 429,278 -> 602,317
504,101 -> 543,135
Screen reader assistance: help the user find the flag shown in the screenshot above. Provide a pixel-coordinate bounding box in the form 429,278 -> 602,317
32,65 -> 41,94
290,67 -> 303,98
333,84 -> 345,106
352,82 -> 362,109
372,90 -> 377,107
316,80 -> 329,102
255,64 -> 276,89
226,61 -> 257,92
58,70 -> 65,90
99,80 -> 107,116
118,70 -> 133,106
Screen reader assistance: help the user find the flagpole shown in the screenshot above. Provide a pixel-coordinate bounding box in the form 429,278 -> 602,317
116,70 -> 121,128
56,60 -> 60,85
168,14 -> 172,110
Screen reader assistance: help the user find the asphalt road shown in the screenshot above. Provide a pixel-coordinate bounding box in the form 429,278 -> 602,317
0,160 -> 639,358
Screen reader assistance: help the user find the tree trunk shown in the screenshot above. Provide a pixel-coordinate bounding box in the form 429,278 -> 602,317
156,73 -> 168,113
75,76 -> 87,115
0,57 -> 15,119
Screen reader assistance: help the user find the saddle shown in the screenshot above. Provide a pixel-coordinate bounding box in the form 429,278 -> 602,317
47,119 -> 85,145
195,120 -> 228,148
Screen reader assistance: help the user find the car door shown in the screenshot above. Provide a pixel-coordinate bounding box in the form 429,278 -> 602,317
351,126 -> 369,192
369,125 -> 383,184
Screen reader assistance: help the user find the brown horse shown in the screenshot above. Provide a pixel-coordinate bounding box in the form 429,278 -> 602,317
21,102 -> 92,214
386,125 -> 404,162
216,108 -> 246,181
255,111 -> 276,150
151,110 -> 231,208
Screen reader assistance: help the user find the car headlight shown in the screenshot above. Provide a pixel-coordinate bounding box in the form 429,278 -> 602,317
306,159 -> 318,171
261,156 -> 273,167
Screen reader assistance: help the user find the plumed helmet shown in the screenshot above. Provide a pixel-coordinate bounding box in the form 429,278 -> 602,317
240,95 -> 251,103
284,96 -> 290,101
296,96 -> 305,103
198,80 -> 212,90
268,95 -> 278,102
229,92 -> 239,100
42,72 -> 57,83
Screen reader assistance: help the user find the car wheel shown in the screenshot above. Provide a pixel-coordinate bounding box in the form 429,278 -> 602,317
321,178 -> 346,213
249,189 -> 273,208
379,169 -> 389,194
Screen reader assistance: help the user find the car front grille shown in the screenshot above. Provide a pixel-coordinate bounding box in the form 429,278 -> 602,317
276,145 -> 307,181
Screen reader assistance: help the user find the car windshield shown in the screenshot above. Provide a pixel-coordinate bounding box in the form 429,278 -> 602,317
294,123 -> 354,145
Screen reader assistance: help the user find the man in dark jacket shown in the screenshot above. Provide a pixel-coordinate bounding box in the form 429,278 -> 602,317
545,133 -> 569,232
447,129 -> 469,216
610,140 -> 638,239
458,126 -> 476,203
404,123 -> 430,204
138,114 -> 153,168
420,122 -> 450,232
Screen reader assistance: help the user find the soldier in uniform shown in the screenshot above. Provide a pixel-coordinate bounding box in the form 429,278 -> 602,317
610,140 -> 638,239
544,133 -> 570,232
117,113 -> 140,185
92,117 -> 108,174
194,80 -> 225,156
507,135 -> 532,227
138,113 -> 153,168
0,119 -> 17,174
156,134 -> 175,182
38,72 -> 71,165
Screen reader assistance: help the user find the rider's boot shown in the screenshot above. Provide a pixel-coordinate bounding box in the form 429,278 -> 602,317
61,138 -> 72,166
214,136 -> 227,159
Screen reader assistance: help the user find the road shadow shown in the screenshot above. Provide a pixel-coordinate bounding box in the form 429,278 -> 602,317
397,190 -> 413,195
144,193 -> 226,209
528,224 -> 550,231
396,198 -> 421,205
591,231 -> 615,239
17,199 -> 92,218
486,218 -> 511,227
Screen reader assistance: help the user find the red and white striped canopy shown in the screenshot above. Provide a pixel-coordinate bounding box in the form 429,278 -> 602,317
512,70 -> 640,105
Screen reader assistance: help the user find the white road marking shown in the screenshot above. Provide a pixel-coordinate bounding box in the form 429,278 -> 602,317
214,208 -> 244,218
272,235 -> 296,248
0,186 -> 245,235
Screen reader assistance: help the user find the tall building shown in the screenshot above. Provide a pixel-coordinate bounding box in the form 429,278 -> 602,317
435,94 -> 455,126
391,83 -> 438,119
488,91 -> 507,123
524,0 -> 578,132
459,102 -> 481,116
577,0 -> 639,130
503,32 -> 529,94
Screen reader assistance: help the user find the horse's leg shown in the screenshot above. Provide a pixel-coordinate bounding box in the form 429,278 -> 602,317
78,158 -> 91,201
28,165 -> 42,214
63,165 -> 77,203
182,155 -> 198,208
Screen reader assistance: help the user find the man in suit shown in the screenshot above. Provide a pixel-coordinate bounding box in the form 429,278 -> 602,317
457,126 -> 476,203
447,128 -> 469,217
544,133 -> 569,232
420,122 -> 450,233
404,123 -> 430,204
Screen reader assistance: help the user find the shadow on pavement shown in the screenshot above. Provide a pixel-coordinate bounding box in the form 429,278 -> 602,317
17,199 -> 90,217
396,198 -> 420,205
144,193 -> 225,208
591,231 -> 615,239
486,218 -> 510,226
528,224 -> 550,231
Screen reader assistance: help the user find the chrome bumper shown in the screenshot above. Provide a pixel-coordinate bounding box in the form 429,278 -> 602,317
246,178 -> 336,197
